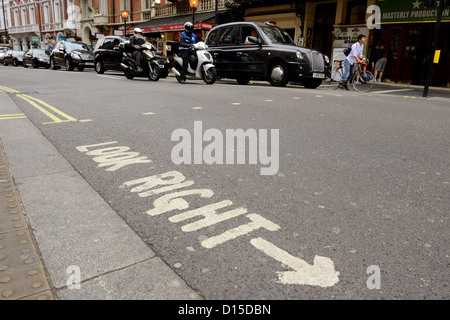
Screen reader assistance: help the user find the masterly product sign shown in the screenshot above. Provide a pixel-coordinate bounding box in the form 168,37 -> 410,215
379,0 -> 450,23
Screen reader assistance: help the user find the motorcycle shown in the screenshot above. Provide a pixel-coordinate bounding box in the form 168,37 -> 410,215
170,42 -> 216,85
119,41 -> 168,81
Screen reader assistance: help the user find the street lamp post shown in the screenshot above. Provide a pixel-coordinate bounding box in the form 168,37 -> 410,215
189,0 -> 200,26
2,0 -> 8,44
121,10 -> 130,37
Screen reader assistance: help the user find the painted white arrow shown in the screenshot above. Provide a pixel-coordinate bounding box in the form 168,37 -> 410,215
250,237 -> 340,288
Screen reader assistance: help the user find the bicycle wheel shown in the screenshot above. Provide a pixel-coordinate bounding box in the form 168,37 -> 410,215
352,70 -> 375,92
322,69 -> 343,90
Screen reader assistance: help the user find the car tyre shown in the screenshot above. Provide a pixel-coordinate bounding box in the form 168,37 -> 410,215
32,60 -> 39,69
77,66 -> 85,72
303,78 -> 322,89
13,59 -> 18,67
236,76 -> 250,85
268,61 -> 289,87
95,60 -> 105,74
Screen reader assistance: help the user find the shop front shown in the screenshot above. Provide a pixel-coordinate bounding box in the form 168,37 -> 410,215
371,0 -> 450,87
129,11 -> 219,55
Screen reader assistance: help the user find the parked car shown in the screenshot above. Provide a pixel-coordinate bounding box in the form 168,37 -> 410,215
23,49 -> 51,69
49,41 -> 94,71
93,35 -> 126,74
2,50 -> 25,67
205,22 -> 329,88
0,47 -> 8,63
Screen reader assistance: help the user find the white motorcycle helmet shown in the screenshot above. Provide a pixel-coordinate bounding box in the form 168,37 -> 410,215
133,28 -> 143,39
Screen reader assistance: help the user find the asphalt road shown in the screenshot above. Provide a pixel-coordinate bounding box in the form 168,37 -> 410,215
1,66 -> 449,299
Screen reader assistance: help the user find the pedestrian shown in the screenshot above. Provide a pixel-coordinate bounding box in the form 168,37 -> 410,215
373,53 -> 388,82
339,34 -> 366,90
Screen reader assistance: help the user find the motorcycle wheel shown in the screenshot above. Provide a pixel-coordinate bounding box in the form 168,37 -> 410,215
125,70 -> 134,79
203,67 -> 217,85
148,64 -> 161,81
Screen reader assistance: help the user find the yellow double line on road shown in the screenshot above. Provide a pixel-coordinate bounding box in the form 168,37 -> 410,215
0,113 -> 27,120
0,85 -> 77,124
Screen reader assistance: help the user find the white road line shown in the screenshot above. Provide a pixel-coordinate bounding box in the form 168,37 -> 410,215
79,119 -> 94,122
143,112 -> 155,115
372,89 -> 414,94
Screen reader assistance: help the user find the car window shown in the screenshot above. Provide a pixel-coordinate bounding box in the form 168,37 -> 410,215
240,26 -> 260,45
102,38 -> 114,50
34,49 -> 48,57
260,26 -> 295,45
206,28 -> 221,46
94,38 -> 104,50
65,42 -> 93,52
218,26 -> 238,45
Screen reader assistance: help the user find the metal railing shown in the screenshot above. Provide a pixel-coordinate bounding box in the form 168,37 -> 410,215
155,0 -> 226,18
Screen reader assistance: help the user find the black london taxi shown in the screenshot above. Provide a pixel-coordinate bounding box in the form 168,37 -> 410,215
205,22 -> 330,88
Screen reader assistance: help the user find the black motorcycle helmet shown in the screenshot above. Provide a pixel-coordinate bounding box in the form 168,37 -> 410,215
184,22 -> 194,34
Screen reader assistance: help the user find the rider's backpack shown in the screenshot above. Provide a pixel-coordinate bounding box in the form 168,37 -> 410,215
343,44 -> 353,57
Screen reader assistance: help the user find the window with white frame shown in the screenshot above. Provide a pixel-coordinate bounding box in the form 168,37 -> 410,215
55,1 -> 61,22
21,8 -> 27,25
44,4 -> 50,24
29,7 -> 35,24
101,0 -> 108,15
14,9 -> 20,26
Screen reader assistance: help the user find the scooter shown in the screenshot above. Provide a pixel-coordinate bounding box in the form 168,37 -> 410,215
119,41 -> 167,81
171,42 -> 216,85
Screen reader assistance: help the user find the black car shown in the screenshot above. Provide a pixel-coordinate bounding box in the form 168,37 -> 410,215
205,22 -> 329,88
49,41 -> 94,71
2,50 -> 25,67
23,49 -> 51,69
93,35 -> 126,74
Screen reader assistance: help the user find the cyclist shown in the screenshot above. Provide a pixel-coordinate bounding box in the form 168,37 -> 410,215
339,34 -> 366,90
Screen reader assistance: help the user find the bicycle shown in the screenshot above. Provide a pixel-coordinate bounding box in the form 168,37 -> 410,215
323,59 -> 375,92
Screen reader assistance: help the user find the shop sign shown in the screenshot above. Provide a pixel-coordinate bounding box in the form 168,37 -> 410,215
379,0 -> 450,23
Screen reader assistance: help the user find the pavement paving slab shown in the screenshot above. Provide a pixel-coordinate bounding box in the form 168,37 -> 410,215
0,139 -> 54,300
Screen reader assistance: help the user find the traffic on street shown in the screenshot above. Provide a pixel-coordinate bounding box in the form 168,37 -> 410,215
0,0 -> 449,307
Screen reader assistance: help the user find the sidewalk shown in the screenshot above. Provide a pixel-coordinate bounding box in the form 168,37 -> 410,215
0,91 -> 202,300
373,81 -> 450,94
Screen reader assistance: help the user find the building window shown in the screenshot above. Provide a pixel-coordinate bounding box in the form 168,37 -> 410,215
346,0 -> 367,25
101,0 -> 108,15
55,2 -> 61,22
144,0 -> 151,10
124,0 -> 130,10
44,5 -> 50,24
14,9 -> 20,26
21,8 -> 27,25
29,7 -> 35,24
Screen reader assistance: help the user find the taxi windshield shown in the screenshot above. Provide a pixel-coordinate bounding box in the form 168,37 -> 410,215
260,26 -> 295,45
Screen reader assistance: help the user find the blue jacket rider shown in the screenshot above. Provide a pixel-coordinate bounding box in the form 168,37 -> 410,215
178,22 -> 196,83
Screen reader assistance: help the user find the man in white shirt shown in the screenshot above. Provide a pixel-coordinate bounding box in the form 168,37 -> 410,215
339,34 -> 366,90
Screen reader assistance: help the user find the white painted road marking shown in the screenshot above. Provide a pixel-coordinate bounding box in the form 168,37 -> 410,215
372,89 -> 414,94
78,141 -> 340,287
250,237 -> 340,287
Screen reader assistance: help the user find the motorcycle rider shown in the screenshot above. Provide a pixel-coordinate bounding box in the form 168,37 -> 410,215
130,28 -> 145,73
178,22 -> 196,83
